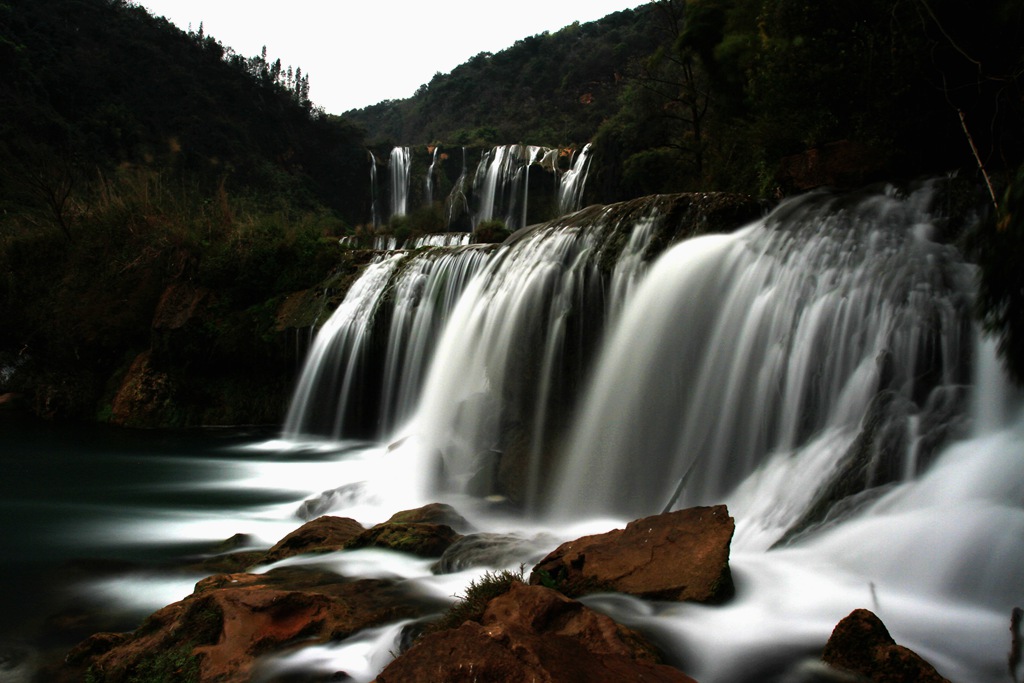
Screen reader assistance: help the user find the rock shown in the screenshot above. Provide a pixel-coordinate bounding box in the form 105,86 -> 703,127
351,522 -> 462,558
62,568 -> 427,683
109,350 -> 177,428
386,503 -> 472,532
529,505 -> 734,603
375,582 -> 696,683
822,609 -> 952,682
432,532 -> 550,574
263,515 -> 366,563
776,140 -> 887,193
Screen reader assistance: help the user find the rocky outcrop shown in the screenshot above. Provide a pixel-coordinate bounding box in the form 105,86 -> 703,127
351,521 -> 463,558
530,505 -> 735,602
776,140 -> 888,193
385,502 -> 473,532
374,582 -> 696,683
263,515 -> 366,563
62,569 -> 427,683
822,609 -> 952,682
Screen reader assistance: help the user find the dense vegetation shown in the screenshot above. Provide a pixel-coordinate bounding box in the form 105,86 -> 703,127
1,0 -> 1023,424
0,0 -> 373,421
349,0 -> 1023,201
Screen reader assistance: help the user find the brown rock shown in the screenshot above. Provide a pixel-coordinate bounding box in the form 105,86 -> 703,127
63,569 -> 425,683
109,350 -> 176,427
529,505 -> 734,603
822,609 -> 952,682
351,521 -> 462,558
386,502 -> 472,532
263,515 -> 365,563
375,583 -> 696,683
776,140 -> 887,192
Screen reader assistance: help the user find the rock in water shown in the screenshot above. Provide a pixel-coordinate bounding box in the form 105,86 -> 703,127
821,608 -> 952,682
529,505 -> 735,602
375,582 -> 697,682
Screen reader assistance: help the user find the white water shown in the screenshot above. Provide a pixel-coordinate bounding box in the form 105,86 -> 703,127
389,146 -> 411,219
85,182 -> 1019,682
558,142 -> 593,215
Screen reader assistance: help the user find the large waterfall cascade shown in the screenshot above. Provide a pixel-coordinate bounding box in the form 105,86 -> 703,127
271,181 -> 1021,683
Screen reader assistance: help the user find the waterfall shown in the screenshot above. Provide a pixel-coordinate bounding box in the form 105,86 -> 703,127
552,185 -> 975,548
557,143 -> 593,215
471,144 -> 546,231
389,146 -> 411,219
425,146 -> 440,204
278,181 -> 1021,682
398,199 -> 696,506
369,152 -> 380,229
283,246 -> 492,441
282,255 -> 405,441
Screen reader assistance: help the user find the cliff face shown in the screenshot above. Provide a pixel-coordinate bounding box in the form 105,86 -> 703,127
0,245 -> 377,428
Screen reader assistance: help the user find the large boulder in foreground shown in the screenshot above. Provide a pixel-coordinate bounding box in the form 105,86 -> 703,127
375,582 -> 696,683
529,505 -> 735,603
62,569 -> 426,683
822,608 -> 952,682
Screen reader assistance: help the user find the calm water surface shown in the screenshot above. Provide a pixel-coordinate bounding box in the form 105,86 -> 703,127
0,413 -> 351,656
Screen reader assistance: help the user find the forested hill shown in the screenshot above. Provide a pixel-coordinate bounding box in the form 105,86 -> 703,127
346,0 -> 1024,202
342,7 -> 658,149
0,0 -> 369,223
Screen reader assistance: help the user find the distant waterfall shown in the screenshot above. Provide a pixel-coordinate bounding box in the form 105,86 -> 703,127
558,143 -> 593,215
389,146 -> 411,219
425,146 -> 441,204
369,152 -> 381,229
444,147 -> 469,230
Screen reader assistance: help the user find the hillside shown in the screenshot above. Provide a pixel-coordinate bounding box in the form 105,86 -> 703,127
0,0 -> 370,223
345,0 -> 1024,203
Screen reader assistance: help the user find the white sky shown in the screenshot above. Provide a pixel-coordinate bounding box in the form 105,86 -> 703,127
138,1 -> 650,115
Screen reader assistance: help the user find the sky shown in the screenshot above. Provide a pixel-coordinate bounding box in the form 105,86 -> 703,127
138,1 -> 650,115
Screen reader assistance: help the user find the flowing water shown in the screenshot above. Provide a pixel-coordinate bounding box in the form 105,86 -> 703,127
4,181 -> 1021,682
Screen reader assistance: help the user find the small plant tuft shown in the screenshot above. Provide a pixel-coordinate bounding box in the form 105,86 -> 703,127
425,566 -> 525,635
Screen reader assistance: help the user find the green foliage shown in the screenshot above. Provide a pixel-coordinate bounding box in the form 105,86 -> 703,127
343,7 -> 659,149
0,0 -> 370,226
473,219 -> 511,244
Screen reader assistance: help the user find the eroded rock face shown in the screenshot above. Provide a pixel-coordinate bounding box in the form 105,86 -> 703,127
822,608 -> 952,682
62,569 -> 426,683
529,505 -> 735,603
374,582 -> 697,683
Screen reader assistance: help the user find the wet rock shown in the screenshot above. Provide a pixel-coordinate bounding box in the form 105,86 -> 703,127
432,532 -> 550,574
386,502 -> 473,532
350,522 -> 462,558
375,582 -> 695,683
529,505 -> 734,603
821,608 -> 952,682
62,569 -> 426,683
263,515 -> 366,563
